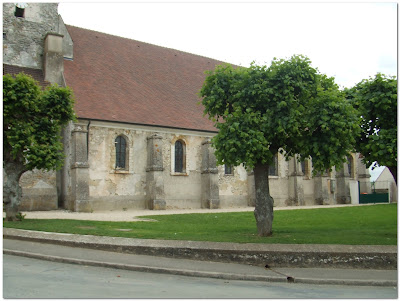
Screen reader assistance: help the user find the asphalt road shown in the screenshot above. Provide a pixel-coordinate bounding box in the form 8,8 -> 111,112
3,254 -> 397,299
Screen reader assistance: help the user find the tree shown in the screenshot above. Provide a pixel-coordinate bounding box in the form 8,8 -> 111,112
3,73 -> 75,221
200,55 -> 360,236
345,74 -> 397,184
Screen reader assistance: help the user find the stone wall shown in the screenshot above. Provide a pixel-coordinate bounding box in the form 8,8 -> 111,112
3,3 -> 59,69
19,170 -> 58,211
82,121 -> 223,210
163,133 -> 206,209
218,164 -> 248,208
87,124 -> 148,210
18,116 -> 369,211
303,179 -> 315,205
18,117 -> 370,211
67,120 -> 256,211
20,116 -> 369,211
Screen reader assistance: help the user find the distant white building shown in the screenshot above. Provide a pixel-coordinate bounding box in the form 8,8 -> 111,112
369,165 -> 386,182
370,166 -> 397,203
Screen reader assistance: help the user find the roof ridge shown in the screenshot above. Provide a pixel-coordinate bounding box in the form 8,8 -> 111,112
65,24 -> 229,66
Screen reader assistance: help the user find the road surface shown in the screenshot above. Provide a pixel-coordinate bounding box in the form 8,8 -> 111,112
3,254 -> 397,299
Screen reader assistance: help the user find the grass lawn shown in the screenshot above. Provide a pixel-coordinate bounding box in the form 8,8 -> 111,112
3,204 -> 397,245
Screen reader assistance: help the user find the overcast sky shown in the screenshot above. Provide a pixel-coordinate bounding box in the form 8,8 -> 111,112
58,1 -> 397,89
369,165 -> 386,182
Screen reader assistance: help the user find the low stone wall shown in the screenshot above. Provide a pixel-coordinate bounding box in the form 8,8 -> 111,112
3,229 -> 396,270
19,170 -> 58,211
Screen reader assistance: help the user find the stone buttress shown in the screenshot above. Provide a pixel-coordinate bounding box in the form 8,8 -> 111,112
201,139 -> 220,209
146,134 -> 166,210
287,156 -> 305,206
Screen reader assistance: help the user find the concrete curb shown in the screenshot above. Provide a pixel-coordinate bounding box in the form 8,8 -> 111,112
3,228 -> 397,270
3,249 -> 396,287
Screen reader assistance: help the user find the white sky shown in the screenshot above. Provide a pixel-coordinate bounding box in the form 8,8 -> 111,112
57,1 -> 398,89
369,165 -> 386,182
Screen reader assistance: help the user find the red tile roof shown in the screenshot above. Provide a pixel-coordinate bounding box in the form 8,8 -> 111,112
63,25 -> 225,132
3,64 -> 50,88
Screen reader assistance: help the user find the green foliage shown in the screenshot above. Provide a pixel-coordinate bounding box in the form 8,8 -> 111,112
3,204 -> 397,245
345,73 -> 397,169
3,73 -> 76,171
297,85 -> 360,172
200,55 -> 360,173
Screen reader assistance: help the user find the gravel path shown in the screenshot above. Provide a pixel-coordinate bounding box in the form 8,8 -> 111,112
7,204 -> 371,222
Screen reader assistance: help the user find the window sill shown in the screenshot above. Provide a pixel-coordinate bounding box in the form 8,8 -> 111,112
171,172 -> 188,176
112,169 -> 130,174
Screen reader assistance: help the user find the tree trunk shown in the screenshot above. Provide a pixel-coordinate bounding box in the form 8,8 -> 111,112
387,166 -> 397,186
253,162 -> 274,236
3,156 -> 26,221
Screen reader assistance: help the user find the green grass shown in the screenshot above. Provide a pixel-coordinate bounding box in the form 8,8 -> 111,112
3,204 -> 397,245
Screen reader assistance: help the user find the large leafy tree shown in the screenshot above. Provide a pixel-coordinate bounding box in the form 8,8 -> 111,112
3,73 -> 75,221
345,74 -> 397,184
200,55 -> 360,236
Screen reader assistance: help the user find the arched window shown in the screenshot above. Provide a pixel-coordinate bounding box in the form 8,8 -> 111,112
115,135 -> 127,169
301,160 -> 306,175
174,140 -> 185,173
301,159 -> 311,178
268,154 -> 278,176
347,155 -> 355,178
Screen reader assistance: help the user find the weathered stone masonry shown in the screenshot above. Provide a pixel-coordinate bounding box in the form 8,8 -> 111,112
57,120 -> 371,212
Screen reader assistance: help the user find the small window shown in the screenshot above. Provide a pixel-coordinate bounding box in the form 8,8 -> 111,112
347,155 -> 355,178
174,140 -> 185,173
225,165 -> 233,175
301,159 -> 311,177
301,160 -> 306,175
115,136 -> 127,169
268,154 -> 278,176
14,4 -> 26,18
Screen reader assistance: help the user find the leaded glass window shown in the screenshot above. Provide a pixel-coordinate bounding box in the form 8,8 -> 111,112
269,154 -> 278,176
115,136 -> 126,169
175,140 -> 184,173
301,159 -> 311,177
347,155 -> 354,178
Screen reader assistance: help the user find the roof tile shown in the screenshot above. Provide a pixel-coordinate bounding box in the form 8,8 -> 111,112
64,25 -> 225,132
3,64 -> 50,88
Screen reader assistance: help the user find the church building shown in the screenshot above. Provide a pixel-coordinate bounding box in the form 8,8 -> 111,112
3,3 -> 372,212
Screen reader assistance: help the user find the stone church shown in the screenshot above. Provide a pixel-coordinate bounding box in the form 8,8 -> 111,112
3,3 -> 371,212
